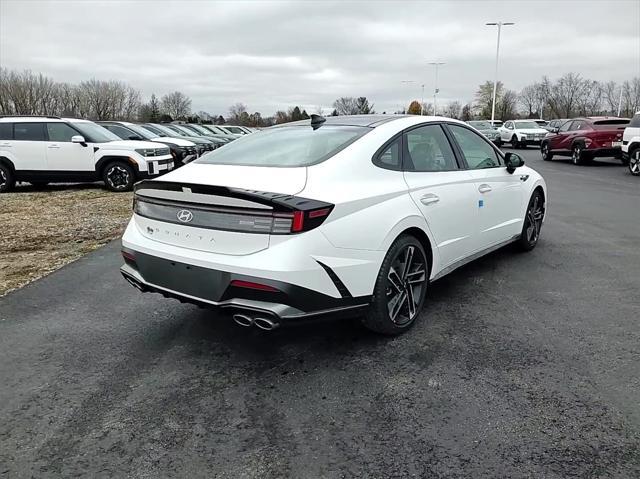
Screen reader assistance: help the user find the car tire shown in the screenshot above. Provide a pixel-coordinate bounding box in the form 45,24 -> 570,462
361,234 -> 429,336
103,161 -> 135,192
541,142 -> 553,161
517,189 -> 545,252
629,148 -> 640,176
571,143 -> 586,165
495,137 -> 502,147
0,163 -> 15,193
511,135 -> 519,149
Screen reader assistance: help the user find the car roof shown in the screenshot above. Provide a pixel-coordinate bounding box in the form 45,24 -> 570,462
275,114 -> 410,128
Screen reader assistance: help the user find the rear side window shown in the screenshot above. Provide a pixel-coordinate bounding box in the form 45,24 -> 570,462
373,136 -> 402,170
0,123 -> 12,140
197,125 -> 370,167
404,125 -> 458,172
629,114 -> 640,128
14,123 -> 45,141
46,123 -> 79,142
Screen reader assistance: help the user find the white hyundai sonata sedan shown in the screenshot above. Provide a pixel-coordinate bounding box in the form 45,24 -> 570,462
121,115 -> 547,335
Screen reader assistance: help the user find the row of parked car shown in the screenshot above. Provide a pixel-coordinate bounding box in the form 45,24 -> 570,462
467,113 -> 640,175
0,116 -> 257,193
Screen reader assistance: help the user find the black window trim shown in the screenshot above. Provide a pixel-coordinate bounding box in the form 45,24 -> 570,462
442,122 -> 505,170
372,132 -> 403,171
401,123 -> 462,172
371,120 -> 506,172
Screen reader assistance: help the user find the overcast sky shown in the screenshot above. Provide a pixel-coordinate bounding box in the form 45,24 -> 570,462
1,0 -> 639,116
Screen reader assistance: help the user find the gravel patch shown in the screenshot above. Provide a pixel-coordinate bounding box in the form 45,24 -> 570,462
0,183 -> 132,296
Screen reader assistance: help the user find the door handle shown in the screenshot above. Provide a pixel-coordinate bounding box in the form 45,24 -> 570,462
0,142 -> 11,147
420,193 -> 440,205
48,145 -> 60,149
478,184 -> 492,194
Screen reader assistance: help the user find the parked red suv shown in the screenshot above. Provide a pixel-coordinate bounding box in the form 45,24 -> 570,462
540,117 -> 629,165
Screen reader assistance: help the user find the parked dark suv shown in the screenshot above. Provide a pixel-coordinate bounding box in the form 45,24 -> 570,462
541,117 -> 629,165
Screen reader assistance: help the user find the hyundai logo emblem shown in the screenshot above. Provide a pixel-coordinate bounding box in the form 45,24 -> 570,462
176,209 -> 194,223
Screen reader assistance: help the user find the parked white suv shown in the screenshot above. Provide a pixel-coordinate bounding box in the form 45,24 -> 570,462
498,120 -> 550,149
0,116 -> 174,192
622,111 -> 640,176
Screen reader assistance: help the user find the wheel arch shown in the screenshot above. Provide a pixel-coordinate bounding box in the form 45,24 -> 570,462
0,156 -> 16,173
379,216 -> 438,279
95,155 -> 139,177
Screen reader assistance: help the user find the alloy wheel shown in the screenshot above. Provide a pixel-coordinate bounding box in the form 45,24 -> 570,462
542,144 -> 549,160
630,150 -> 640,176
0,168 -> 6,188
572,145 -> 581,165
386,245 -> 427,326
525,194 -> 545,244
106,166 -> 131,190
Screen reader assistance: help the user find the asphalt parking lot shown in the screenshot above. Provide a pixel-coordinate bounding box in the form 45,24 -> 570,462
1,148 -> 639,478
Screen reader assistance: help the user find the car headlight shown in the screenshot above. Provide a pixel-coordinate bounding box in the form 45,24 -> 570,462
520,135 -> 527,140
135,148 -> 158,157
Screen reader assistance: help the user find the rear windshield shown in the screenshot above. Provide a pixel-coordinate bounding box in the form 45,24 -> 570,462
196,125 -> 370,167
592,119 -> 630,128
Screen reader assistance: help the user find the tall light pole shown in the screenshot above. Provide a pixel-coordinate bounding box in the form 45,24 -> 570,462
428,62 -> 445,115
420,84 -> 425,115
486,21 -> 514,124
400,80 -> 415,113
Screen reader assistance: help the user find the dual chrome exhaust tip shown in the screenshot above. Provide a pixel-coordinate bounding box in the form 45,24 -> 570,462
233,314 -> 280,331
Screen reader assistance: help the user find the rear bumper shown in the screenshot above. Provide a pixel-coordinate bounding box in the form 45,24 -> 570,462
586,147 -> 622,158
120,250 -> 371,322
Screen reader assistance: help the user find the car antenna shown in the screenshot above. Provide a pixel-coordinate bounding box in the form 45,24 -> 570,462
310,114 -> 326,130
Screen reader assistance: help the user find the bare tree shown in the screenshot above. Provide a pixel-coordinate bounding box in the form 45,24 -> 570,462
497,90 -> 518,120
332,97 -> 359,115
621,78 -> 640,117
519,84 -> 538,117
161,91 -> 191,120
443,100 -> 462,119
460,103 -> 473,121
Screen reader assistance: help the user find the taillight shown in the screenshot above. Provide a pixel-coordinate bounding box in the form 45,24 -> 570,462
133,182 -> 334,235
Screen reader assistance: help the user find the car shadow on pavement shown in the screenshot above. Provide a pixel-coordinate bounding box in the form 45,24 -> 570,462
171,241 -> 527,364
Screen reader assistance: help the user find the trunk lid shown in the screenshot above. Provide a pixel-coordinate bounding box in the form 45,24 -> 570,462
133,165 -> 308,255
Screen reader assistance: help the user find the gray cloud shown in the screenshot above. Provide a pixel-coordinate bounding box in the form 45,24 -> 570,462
1,0 -> 639,116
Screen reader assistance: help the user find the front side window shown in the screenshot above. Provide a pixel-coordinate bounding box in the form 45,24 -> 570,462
404,125 -> 457,172
448,124 -> 501,169
14,122 -> 45,141
69,122 -> 121,143
628,114 -> 640,128
102,124 -> 135,140
197,125 -> 370,167
569,121 -> 586,131
559,121 -> 573,132
46,122 -> 79,142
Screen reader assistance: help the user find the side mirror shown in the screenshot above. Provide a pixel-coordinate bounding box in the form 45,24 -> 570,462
550,127 -> 559,133
505,152 -> 525,173
128,135 -> 143,140
71,135 -> 86,146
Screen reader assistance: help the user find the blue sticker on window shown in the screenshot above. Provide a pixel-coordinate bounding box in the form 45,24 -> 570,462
479,199 -> 484,208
